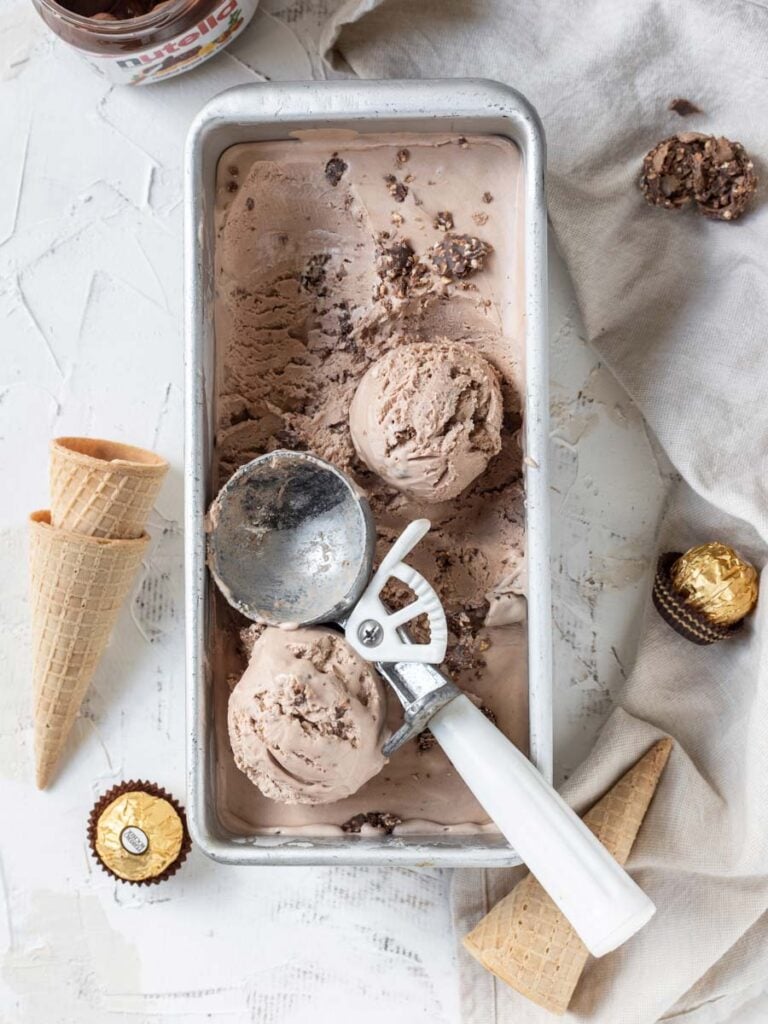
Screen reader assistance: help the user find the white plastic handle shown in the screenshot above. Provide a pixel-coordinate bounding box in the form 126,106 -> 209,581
345,520 -> 448,664
429,695 -> 656,957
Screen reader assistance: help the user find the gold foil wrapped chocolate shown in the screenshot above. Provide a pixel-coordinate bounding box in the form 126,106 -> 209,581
88,782 -> 190,884
671,543 -> 758,626
653,542 -> 759,645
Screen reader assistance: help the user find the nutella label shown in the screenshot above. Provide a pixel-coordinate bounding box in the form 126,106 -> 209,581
81,0 -> 257,85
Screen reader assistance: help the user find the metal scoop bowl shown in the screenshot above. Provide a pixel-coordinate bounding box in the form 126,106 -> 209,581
207,450 -> 374,628
208,450 -> 655,958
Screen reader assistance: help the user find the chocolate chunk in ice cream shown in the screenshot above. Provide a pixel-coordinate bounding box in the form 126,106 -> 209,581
324,154 -> 348,187
349,340 -> 504,503
376,239 -> 417,297
299,253 -> 331,296
384,174 -> 409,202
228,628 -> 387,805
429,233 -> 492,279
417,729 -> 437,752
341,811 -> 402,834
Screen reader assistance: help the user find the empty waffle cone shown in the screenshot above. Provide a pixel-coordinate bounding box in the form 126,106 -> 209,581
463,738 -> 672,1015
50,437 -> 168,539
29,511 -> 148,789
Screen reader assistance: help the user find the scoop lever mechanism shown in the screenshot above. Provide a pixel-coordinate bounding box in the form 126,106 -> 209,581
344,518 -> 448,666
342,518 -> 457,755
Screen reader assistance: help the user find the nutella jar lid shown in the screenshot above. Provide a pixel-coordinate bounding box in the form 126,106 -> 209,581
31,0 -> 258,85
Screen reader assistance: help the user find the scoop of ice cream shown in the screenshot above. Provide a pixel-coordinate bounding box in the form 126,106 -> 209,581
349,340 -> 504,502
228,627 -> 387,805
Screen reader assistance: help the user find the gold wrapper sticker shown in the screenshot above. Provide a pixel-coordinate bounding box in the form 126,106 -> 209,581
88,782 -> 190,884
671,542 -> 758,626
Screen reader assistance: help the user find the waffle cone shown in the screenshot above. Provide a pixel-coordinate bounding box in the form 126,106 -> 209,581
463,738 -> 672,1015
29,511 -> 148,789
50,437 -> 168,539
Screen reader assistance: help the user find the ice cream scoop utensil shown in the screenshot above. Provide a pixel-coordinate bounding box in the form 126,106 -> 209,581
207,451 -> 447,664
208,450 -> 655,957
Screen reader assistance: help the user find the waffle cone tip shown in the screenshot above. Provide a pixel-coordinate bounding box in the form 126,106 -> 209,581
646,737 -> 673,774
463,738 -> 673,1014
36,756 -> 56,790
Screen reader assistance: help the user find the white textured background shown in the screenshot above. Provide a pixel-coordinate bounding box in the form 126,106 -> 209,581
0,2 -> 677,1021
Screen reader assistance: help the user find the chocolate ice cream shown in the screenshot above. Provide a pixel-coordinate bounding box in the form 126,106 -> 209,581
212,132 -> 529,835
228,627 -> 387,805
349,340 -> 503,502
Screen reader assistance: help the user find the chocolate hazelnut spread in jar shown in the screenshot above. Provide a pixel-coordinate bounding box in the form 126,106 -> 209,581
32,0 -> 258,85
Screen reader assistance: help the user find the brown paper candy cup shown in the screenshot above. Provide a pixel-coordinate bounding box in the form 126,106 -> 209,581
652,552 -> 739,645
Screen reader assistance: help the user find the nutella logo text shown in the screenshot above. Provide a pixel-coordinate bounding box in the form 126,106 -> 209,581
116,0 -> 240,69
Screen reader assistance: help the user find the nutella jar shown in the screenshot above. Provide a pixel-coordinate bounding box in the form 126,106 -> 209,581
32,0 -> 259,85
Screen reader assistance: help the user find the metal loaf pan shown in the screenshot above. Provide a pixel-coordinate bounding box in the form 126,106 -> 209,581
184,79 -> 551,866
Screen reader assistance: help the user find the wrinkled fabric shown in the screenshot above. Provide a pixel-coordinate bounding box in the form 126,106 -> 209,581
321,3 -> 768,1021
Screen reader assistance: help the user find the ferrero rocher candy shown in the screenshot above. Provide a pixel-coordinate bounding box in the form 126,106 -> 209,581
87,781 -> 190,884
653,542 -> 759,645
640,133 -> 757,221
671,543 -> 758,626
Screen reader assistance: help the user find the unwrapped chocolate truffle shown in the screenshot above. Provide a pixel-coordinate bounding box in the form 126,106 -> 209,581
653,542 -> 758,645
640,133 -> 757,221
87,781 -> 191,884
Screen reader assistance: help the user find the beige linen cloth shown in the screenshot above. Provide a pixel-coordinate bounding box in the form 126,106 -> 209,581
320,2 -> 768,1021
